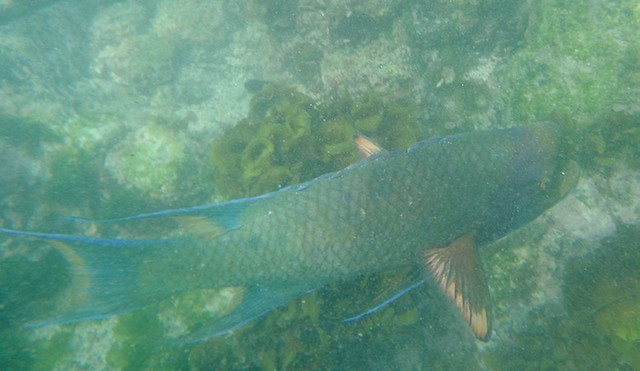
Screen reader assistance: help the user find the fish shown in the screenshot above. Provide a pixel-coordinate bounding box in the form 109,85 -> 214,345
0,122 -> 578,342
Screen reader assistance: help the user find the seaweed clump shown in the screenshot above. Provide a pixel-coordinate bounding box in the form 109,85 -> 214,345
560,225 -> 640,370
210,81 -> 421,199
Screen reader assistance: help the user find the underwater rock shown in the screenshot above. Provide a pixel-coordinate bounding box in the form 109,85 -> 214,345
104,123 -> 188,199
497,0 -> 639,129
93,34 -> 176,95
152,0 -> 227,45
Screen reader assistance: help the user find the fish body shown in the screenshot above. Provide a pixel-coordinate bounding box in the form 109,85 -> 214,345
0,122 -> 577,341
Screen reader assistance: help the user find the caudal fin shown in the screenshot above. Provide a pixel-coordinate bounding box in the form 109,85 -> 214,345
0,227 -> 170,327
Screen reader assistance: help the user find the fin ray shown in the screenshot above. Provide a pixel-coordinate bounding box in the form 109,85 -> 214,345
354,134 -> 387,158
423,233 -> 492,341
65,193 -> 268,230
0,227 -> 175,327
27,240 -> 169,327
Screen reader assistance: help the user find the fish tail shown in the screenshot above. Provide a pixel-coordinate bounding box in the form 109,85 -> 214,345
0,227 -> 167,327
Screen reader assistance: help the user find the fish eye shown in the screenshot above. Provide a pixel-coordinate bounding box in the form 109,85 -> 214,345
539,177 -> 550,189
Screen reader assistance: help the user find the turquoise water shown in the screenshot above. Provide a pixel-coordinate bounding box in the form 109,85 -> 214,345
0,0 -> 638,369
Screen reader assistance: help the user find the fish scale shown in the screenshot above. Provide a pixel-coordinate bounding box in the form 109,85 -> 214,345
0,122 -> 578,341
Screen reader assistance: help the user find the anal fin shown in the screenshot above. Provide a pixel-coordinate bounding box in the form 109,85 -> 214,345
423,233 -> 492,341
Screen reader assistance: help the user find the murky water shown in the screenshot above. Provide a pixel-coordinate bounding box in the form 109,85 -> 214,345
0,0 -> 638,369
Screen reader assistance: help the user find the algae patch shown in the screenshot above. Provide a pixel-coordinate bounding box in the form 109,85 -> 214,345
210,81 -> 422,199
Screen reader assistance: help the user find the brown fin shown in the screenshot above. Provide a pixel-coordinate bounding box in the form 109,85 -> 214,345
172,215 -> 227,241
423,233 -> 492,341
354,134 -> 386,158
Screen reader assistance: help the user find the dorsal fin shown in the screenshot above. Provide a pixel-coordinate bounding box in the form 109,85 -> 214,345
354,134 -> 386,158
423,233 -> 492,341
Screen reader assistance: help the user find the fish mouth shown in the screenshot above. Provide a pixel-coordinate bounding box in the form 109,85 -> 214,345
548,158 -> 580,201
526,121 -> 580,204
531,122 -> 581,212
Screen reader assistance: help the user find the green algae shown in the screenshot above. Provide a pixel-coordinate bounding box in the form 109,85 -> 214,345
186,280 -> 473,370
569,113 -> 640,171
1,0 -> 637,369
34,331 -> 73,370
219,270 -> 469,368
567,226 -> 640,369
0,242 -> 96,370
596,298 -> 640,368
211,82 -> 422,199
482,235 -> 541,315
106,311 -> 176,370
482,6 -> 640,368
499,0 -> 639,129
203,80 -> 518,369
199,84 -> 441,367
485,225 -> 640,370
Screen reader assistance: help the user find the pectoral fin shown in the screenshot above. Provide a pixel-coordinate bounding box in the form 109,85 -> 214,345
423,233 -> 492,341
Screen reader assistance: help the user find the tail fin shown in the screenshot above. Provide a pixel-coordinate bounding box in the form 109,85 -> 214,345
1,195 -> 272,335
0,227 -> 170,327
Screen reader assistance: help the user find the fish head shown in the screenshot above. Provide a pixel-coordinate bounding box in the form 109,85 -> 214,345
476,122 -> 580,244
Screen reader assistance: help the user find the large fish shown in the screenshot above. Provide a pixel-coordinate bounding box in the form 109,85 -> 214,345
0,122 -> 578,341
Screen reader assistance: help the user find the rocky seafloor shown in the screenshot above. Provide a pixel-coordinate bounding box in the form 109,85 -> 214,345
0,0 -> 638,369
